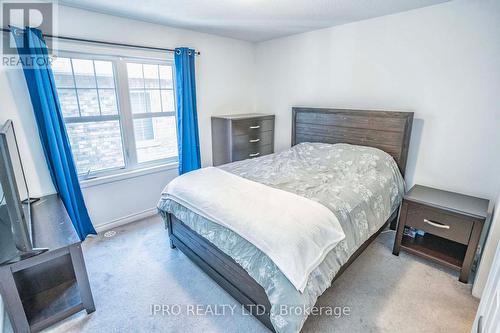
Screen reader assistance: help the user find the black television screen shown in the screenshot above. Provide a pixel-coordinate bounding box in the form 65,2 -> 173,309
0,120 -> 34,264
0,180 -> 20,264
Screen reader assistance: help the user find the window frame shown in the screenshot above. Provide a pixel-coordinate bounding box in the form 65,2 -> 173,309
121,58 -> 177,167
54,50 -> 178,181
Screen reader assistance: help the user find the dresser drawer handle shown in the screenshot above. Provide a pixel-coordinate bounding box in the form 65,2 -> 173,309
249,139 -> 260,143
249,125 -> 261,129
249,152 -> 260,157
424,219 -> 450,229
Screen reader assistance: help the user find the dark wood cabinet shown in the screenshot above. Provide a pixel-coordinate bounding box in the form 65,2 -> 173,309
393,185 -> 490,283
0,195 -> 95,332
211,113 -> 275,166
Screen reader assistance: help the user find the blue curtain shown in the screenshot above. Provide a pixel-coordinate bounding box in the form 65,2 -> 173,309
174,47 -> 201,174
11,27 -> 96,240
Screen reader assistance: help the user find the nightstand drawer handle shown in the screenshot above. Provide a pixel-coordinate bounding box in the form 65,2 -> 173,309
424,219 -> 450,229
249,125 -> 261,129
249,138 -> 260,143
249,152 -> 260,157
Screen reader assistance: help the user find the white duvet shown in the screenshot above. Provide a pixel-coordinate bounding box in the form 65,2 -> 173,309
161,167 -> 345,292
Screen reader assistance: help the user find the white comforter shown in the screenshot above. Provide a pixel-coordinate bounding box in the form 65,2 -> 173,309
161,167 -> 345,292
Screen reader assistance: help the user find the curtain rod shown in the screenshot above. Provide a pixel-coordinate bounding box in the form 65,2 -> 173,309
0,27 -> 201,55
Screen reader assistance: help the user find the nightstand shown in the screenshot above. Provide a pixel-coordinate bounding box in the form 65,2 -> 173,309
393,185 -> 489,283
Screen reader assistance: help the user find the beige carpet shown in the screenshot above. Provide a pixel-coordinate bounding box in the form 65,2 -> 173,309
45,215 -> 478,333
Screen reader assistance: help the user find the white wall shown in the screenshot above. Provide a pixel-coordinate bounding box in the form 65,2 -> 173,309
0,5 -> 256,228
473,193 -> 500,297
0,297 -> 4,333
255,0 -> 500,201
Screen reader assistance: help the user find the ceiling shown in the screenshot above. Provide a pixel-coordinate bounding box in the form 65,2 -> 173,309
60,0 -> 450,42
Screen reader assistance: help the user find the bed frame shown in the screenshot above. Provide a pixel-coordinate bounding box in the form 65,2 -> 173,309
165,108 -> 413,331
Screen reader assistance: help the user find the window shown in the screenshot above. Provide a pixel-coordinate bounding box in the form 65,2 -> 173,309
52,53 -> 178,179
126,62 -> 177,163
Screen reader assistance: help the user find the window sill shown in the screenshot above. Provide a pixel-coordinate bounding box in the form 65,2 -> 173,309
80,162 -> 178,189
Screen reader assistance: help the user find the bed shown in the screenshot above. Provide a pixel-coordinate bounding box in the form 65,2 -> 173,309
158,107 -> 413,332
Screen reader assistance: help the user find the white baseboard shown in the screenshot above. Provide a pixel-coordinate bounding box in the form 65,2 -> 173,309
94,208 -> 158,233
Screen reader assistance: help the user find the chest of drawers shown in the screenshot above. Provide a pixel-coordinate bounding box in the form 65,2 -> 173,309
211,114 -> 275,166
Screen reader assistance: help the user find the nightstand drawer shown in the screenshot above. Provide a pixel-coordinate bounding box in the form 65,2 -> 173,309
232,131 -> 273,150
232,119 -> 274,136
406,203 -> 473,245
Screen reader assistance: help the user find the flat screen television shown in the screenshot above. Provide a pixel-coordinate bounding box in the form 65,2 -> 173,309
0,120 -> 45,265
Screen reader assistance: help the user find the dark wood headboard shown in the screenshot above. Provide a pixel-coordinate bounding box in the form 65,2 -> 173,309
291,107 -> 413,176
